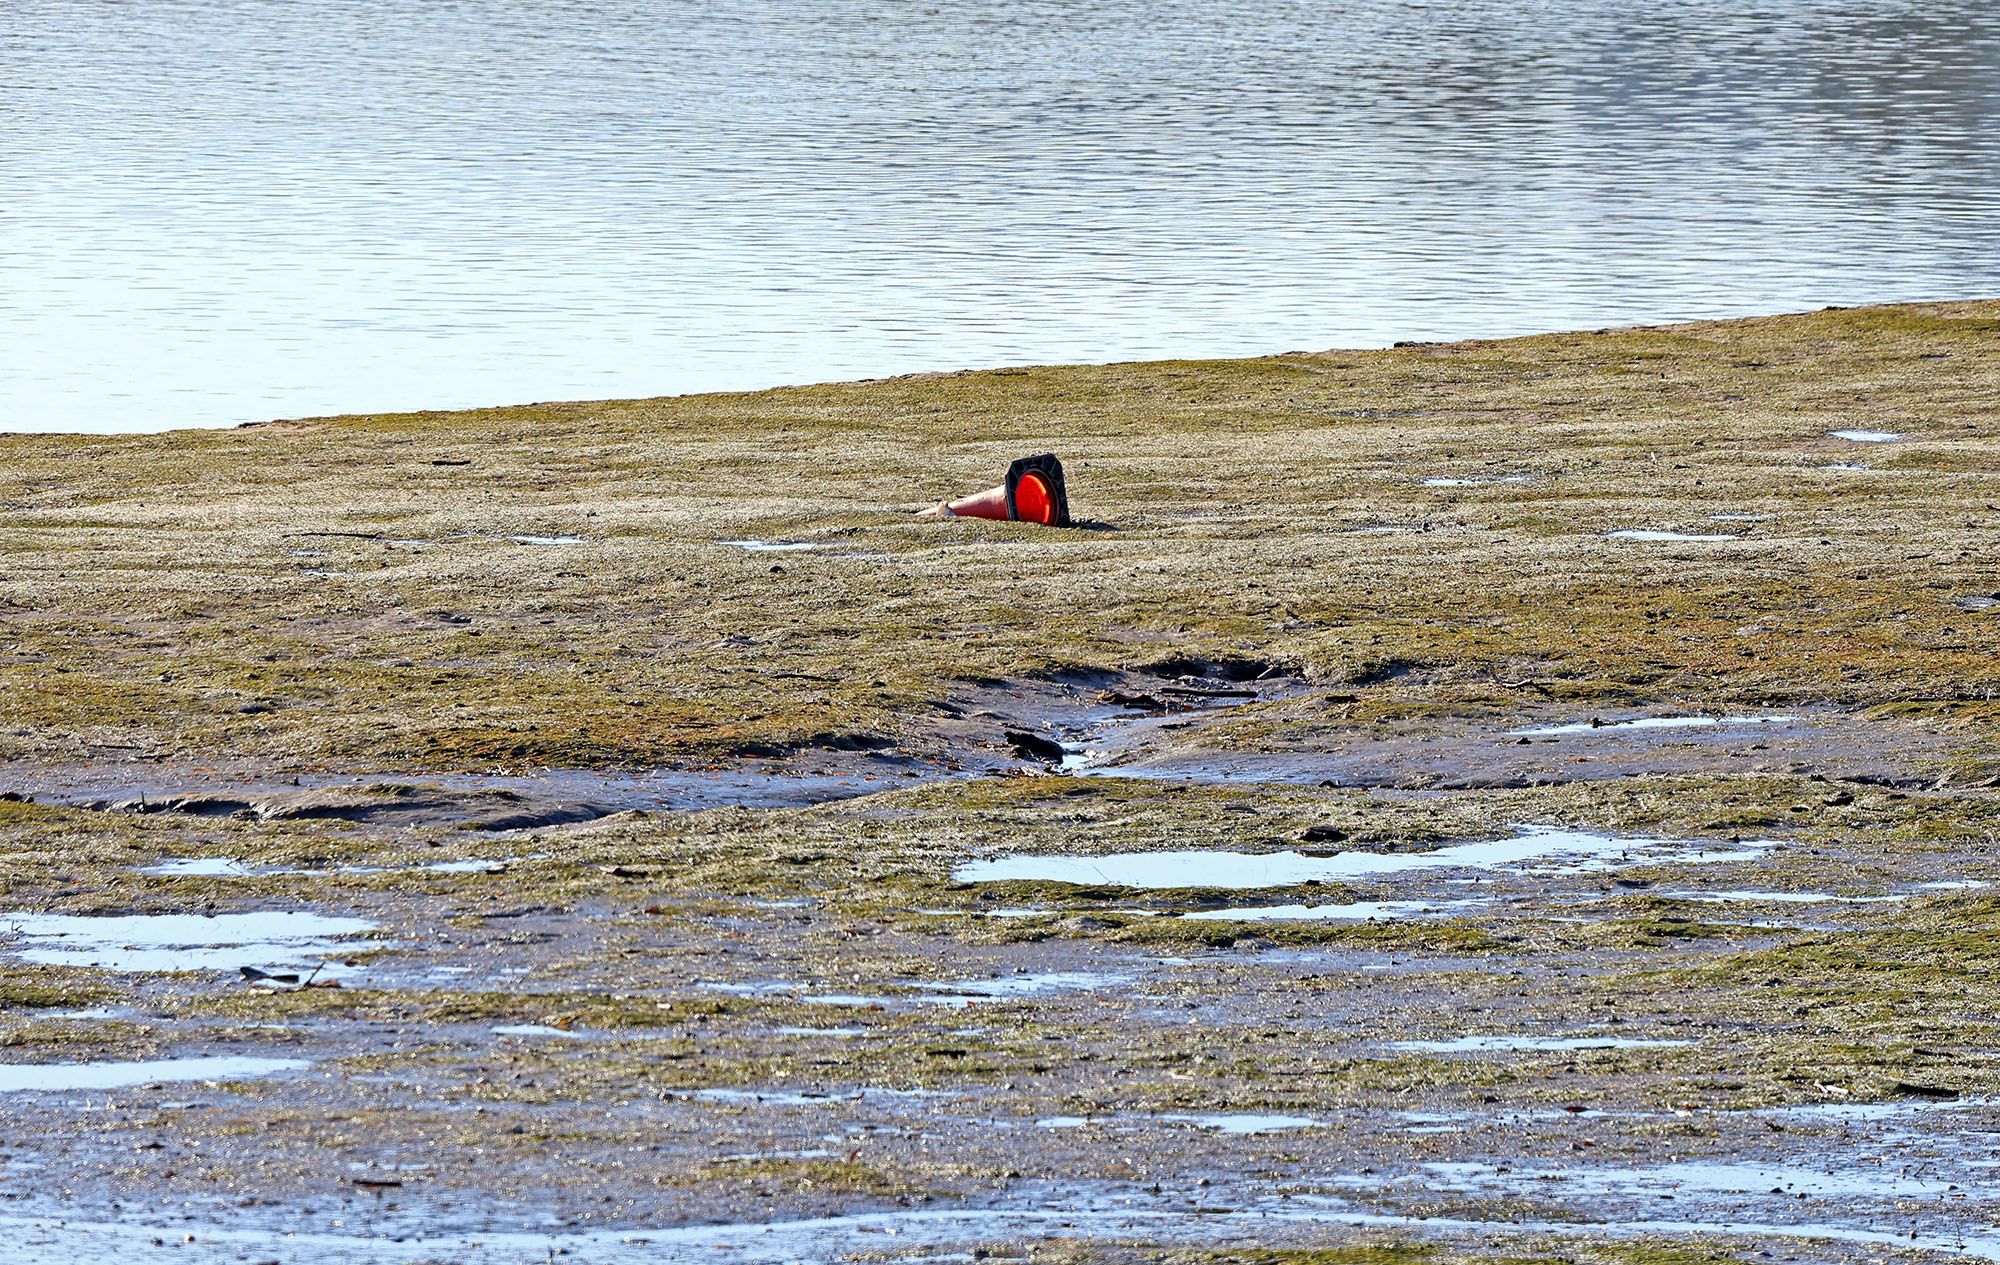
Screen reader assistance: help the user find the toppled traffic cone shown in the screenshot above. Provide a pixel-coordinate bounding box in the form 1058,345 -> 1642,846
917,454 -> 1070,527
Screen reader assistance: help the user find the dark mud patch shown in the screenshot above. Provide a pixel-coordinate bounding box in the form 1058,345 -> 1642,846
1,659 -> 1309,828
3,674 -> 1964,832
3,756 -> 946,831
1139,653 -> 1291,685
97,783 -> 613,831
1071,705 -> 1963,790
944,660 -> 1307,774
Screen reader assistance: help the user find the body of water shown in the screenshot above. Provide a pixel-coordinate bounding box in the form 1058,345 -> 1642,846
4,0 -> 1998,433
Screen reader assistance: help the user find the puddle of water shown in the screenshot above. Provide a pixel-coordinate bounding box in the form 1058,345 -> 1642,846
710,972 -> 1126,1007
689,1087 -> 938,1106
912,906 -> 1055,919
721,539 -> 820,552
417,859 -> 511,874
1507,714 -> 1797,737
1660,889 -> 1904,905
1169,1113 -> 1322,1134
1183,899 -> 1483,923
1053,688 -> 1265,775
918,972 -> 1127,999
1759,1098 -> 1991,1124
1829,429 -> 1903,442
143,856 -> 511,878
325,857 -> 513,877
508,534 -> 586,545
490,1024 -> 588,1039
1606,529 -> 1739,542
141,858 -> 259,876
1035,1112 -> 1322,1134
3,911 -> 378,973
0,1056 -> 307,1093
793,994 -> 939,1008
700,979 -> 806,997
1917,880 -> 1991,891
955,827 -> 1772,890
1390,1035 -> 1692,1053
1398,1107 -> 1631,1130
1423,1157 -> 1957,1200
775,1026 -> 867,1038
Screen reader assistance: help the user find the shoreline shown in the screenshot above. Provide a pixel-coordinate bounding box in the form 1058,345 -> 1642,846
6,297 -> 1992,440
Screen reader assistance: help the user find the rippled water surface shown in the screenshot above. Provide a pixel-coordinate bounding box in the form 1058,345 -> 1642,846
6,1 -> 1998,433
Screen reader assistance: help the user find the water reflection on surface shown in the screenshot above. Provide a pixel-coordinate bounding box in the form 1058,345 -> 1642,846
5,1 -> 1998,432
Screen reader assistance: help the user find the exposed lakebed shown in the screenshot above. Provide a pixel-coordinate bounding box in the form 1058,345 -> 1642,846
2,776 -> 1992,1265
11,301 -> 2000,1261
0,669 -> 1972,1261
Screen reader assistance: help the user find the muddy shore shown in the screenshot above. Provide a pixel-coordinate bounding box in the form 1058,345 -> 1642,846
4,302 -> 2000,1263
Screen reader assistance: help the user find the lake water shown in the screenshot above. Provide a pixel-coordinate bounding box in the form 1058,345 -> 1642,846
6,1 -> 1998,434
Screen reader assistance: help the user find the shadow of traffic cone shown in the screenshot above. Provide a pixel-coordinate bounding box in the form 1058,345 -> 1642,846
917,454 -> 1070,527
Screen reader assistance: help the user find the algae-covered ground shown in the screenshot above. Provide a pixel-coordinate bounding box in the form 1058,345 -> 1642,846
3,302 -> 2000,1263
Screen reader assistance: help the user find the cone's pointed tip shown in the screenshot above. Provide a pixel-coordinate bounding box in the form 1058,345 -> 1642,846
941,483 -> 1014,521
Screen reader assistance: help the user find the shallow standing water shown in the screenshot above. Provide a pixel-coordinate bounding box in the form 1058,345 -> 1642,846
952,827 -> 1776,887
6,0 -> 1999,434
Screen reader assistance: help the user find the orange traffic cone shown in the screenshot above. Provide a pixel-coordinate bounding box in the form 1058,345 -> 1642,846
918,454 -> 1070,527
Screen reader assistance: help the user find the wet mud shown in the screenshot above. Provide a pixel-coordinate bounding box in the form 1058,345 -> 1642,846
0,658 -> 1284,829
1062,701 -> 1961,791
1,679 -> 1988,1257
4,766 -> 1998,1263
3,760 -> 929,830
2,657 -> 1959,834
